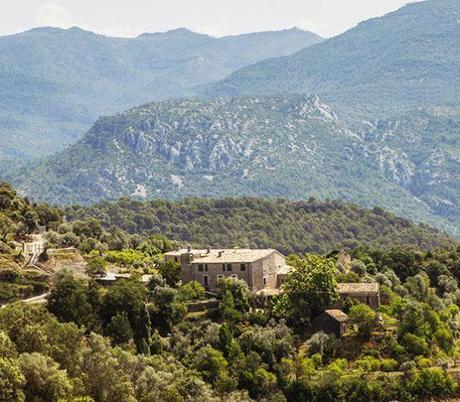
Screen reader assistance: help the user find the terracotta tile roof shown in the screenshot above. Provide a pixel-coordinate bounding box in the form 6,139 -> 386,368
255,288 -> 282,296
337,282 -> 379,295
324,309 -> 349,322
164,249 -> 208,257
166,248 -> 282,264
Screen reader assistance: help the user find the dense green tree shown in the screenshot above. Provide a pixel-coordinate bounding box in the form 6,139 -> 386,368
134,304 -> 152,355
410,368 -> 458,397
138,234 -> 173,256
77,334 -> 137,402
149,287 -> 187,335
219,323 -> 234,359
85,256 -> 107,277
46,271 -> 99,330
178,281 -> 205,302
18,353 -> 73,402
101,279 -> 147,328
0,331 -> 17,359
217,278 -> 250,313
273,254 -> 337,326
157,260 -> 182,287
0,357 -> 25,402
349,304 -> 376,340
195,345 -> 235,393
106,312 -> 133,346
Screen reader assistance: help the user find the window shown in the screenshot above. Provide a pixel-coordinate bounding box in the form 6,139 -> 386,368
203,276 -> 208,287
231,274 -> 238,280
217,274 -> 224,283
226,264 -> 232,272
240,263 -> 246,271
222,264 -> 226,271
174,257 -> 178,262
263,277 -> 267,287
366,296 -> 371,305
204,264 -> 208,272
198,264 -> 204,272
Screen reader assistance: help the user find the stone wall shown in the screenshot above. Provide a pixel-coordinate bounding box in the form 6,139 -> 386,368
189,261 -> 253,292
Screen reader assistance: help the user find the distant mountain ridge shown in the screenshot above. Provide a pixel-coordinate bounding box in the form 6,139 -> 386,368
0,26 -> 322,165
203,0 -> 459,118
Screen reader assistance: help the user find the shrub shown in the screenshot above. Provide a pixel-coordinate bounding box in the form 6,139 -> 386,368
356,355 -> 380,372
178,281 -> 205,301
380,358 -> 398,372
0,269 -> 21,282
416,357 -> 432,368
105,249 -> 148,267
410,368 -> 458,397
401,333 -> 429,357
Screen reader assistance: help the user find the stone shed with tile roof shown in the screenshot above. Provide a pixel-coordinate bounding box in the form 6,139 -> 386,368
313,309 -> 350,337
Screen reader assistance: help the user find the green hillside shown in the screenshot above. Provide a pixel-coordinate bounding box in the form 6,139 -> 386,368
0,182 -> 63,278
204,0 -> 459,118
65,196 -> 456,255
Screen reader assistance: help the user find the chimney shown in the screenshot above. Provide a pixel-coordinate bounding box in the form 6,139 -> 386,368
218,250 -> 225,258
207,246 -> 211,254
187,245 -> 192,253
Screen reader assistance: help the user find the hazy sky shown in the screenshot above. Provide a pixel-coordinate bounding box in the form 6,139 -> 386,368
1,0 -> 422,38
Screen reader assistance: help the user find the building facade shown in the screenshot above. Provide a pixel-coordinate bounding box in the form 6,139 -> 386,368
165,248 -> 290,292
334,282 -> 380,310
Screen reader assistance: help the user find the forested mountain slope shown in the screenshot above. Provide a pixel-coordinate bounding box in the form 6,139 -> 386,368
9,95 -> 458,234
0,26 -> 321,165
204,0 -> 459,118
66,197 -> 455,254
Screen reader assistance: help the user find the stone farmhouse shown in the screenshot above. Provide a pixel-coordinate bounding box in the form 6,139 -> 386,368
164,247 -> 290,292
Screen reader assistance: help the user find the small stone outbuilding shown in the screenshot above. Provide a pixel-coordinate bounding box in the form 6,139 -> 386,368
313,309 -> 349,338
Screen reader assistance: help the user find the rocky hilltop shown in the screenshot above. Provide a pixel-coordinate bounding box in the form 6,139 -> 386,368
9,95 -> 459,235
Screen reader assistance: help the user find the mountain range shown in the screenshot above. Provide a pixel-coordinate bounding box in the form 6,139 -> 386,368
3,0 -> 459,237
0,26 -> 321,165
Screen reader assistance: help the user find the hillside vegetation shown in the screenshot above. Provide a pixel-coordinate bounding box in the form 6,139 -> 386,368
0,183 -> 63,301
0,183 -> 62,244
65,197 -> 455,254
1,185 -> 460,401
1,243 -> 460,401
